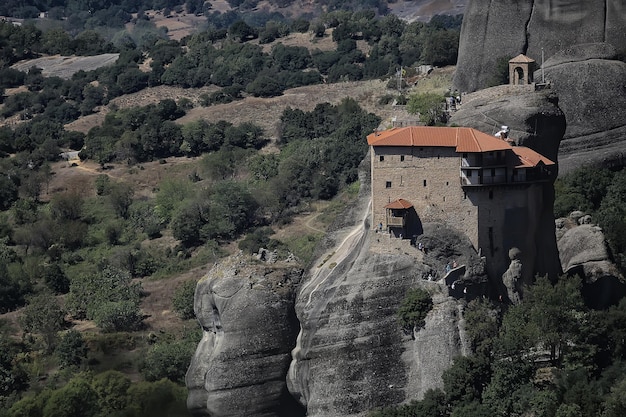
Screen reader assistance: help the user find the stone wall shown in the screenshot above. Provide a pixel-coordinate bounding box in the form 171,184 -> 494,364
370,145 -> 479,248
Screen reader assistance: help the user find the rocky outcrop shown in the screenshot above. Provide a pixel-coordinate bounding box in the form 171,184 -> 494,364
453,0 -> 626,173
557,218 -> 621,281
454,0 -> 626,94
185,254 -> 304,417
286,223 -> 483,416
285,158 -> 486,416
535,43 -> 626,173
450,88 -> 564,283
556,216 -> 626,308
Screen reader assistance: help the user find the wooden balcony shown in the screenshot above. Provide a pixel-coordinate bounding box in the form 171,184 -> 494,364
387,216 -> 405,227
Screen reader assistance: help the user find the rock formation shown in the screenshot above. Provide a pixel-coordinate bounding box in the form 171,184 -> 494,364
185,254 -> 304,417
453,1 -> 626,173
502,248 -> 523,304
454,0 -> 626,94
535,43 -> 626,173
556,215 -> 626,308
186,161 -> 489,416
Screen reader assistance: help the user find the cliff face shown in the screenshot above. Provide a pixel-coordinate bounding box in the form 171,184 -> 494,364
185,255 -> 304,417
453,0 -> 626,172
454,0 -> 626,94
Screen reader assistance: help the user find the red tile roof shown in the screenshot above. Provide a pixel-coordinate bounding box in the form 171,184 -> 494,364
384,198 -> 413,209
367,126 -> 554,168
367,126 -> 510,152
511,146 -> 555,167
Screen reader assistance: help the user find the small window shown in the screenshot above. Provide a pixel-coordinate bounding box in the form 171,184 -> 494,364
386,181 -> 392,188
379,155 -> 384,162
446,181 -> 449,186
463,192 -> 467,200
423,179 -> 427,187
489,190 -> 493,199
491,168 -> 496,177
400,155 -> 405,161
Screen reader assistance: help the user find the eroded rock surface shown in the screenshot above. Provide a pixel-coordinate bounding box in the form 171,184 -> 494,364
536,43 -> 626,173
556,217 -> 625,308
557,219 -> 621,282
454,0 -> 626,94
453,0 -> 626,173
186,254 -> 303,417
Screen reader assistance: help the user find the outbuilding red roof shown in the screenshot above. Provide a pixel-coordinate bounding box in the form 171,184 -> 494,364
384,198 -> 414,209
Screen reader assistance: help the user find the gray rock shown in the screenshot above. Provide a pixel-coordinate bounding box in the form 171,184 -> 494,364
186,254 -> 303,417
287,230 -> 480,416
535,46 -> 626,173
557,223 -> 622,283
453,0 -> 626,173
454,1 -> 626,94
502,248 -> 523,304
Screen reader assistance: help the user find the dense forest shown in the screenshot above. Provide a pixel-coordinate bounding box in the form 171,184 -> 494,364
2,1 -> 626,416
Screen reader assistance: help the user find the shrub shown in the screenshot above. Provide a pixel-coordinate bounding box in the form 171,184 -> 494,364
56,330 -> 88,369
397,287 -> 433,332
140,340 -> 195,383
171,280 -> 197,320
92,300 -> 143,333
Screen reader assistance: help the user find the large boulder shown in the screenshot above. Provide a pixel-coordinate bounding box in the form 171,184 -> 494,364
537,43 -> 626,173
556,218 -> 625,308
185,254 -> 304,417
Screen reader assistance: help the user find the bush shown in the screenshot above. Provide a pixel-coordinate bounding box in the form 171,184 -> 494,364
171,280 -> 197,320
56,330 -> 88,369
140,340 -> 195,383
92,301 -> 143,333
397,287 -> 433,332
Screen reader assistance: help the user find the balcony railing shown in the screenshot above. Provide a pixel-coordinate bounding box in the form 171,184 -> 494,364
387,217 -> 405,227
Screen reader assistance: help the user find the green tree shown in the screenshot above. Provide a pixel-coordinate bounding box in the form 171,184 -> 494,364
0,336 -> 28,400
66,265 -> 141,323
397,287 -> 433,333
19,291 -> 65,352
442,355 -> 491,407
43,263 -> 70,294
407,93 -> 447,125
172,280 -> 197,320
92,300 -> 143,332
140,340 -> 196,383
56,330 -> 87,369
109,182 -> 134,219
91,370 -> 131,414
42,376 -> 100,417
